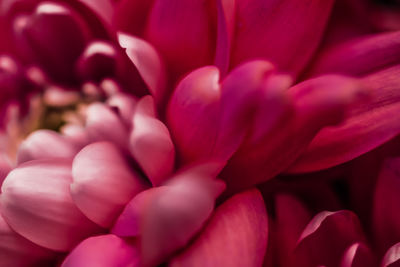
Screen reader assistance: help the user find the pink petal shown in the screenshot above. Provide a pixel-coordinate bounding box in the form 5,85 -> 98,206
71,142 -> 148,228
373,157 -> 400,253
169,189 -> 268,267
1,159 -> 102,251
77,0 -> 114,25
167,66 -> 221,163
222,74 -> 366,193
106,93 -> 137,126
290,210 -> 365,267
118,33 -> 166,103
0,212 -> 55,266
340,243 -> 376,267
214,0 -> 235,76
61,235 -> 140,267
13,1 -> 91,84
85,102 -> 129,149
381,243 -> 400,267
289,65 -> 400,173
308,31 -> 400,77
130,96 -> 175,186
145,0 -> 216,77
17,130 -> 81,164
232,0 -> 335,76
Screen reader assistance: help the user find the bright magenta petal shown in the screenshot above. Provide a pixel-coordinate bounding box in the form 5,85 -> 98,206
130,96 -> 175,186
61,235 -> 140,267
289,65 -> 400,173
169,189 -> 268,267
232,0 -> 335,76
71,142 -> 148,228
1,159 -> 101,251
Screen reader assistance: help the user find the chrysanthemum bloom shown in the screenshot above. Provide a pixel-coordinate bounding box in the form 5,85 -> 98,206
1,0 -> 400,266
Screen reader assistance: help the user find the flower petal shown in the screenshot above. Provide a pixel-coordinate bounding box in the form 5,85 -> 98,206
169,189 -> 268,267
130,96 -> 175,186
167,66 -> 221,163
381,243 -> 400,267
289,65 -> 400,173
1,159 -> 101,251
71,142 -> 148,228
290,210 -> 365,267
17,130 -> 81,164
61,235 -> 140,267
340,243 -> 376,267
232,0 -> 335,75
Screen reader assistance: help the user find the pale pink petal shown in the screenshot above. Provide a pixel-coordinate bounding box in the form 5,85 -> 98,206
167,66 -> 221,163
85,102 -> 129,149
289,65 -> 400,173
169,189 -> 268,267
1,159 -> 102,251
17,130 -> 81,164
0,212 -> 55,266
232,0 -> 335,76
222,75 -> 366,193
373,157 -> 400,253
61,235 -> 140,267
145,0 -> 216,77
140,167 -> 225,266
289,210 -> 365,267
381,243 -> 400,267
106,93 -> 137,126
118,33 -> 166,103
130,96 -> 175,186
340,243 -> 376,267
308,31 -> 400,77
71,142 -> 148,228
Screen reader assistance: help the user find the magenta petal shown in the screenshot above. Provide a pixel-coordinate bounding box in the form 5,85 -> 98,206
232,0 -> 335,76
289,65 -> 400,173
290,210 -> 365,267
140,169 -> 225,266
145,0 -> 216,76
85,102 -> 129,149
71,142 -> 148,228
130,96 -> 175,186
77,0 -> 114,25
373,158 -> 400,253
118,33 -> 166,102
0,212 -> 55,266
61,235 -> 140,267
17,130 -> 81,164
381,243 -> 400,267
308,31 -> 400,77
1,159 -> 101,251
340,243 -> 376,267
169,189 -> 268,267
167,66 -> 221,163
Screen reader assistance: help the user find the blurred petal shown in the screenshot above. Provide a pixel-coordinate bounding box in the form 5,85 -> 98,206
290,210 -> 365,267
71,142 -> 148,228
167,66 -> 221,163
118,33 -> 166,101
381,243 -> 400,267
340,243 -> 376,267
232,0 -> 335,75
130,96 -> 175,186
373,157 -> 400,253
61,235 -> 140,267
85,102 -> 129,149
0,212 -> 55,267
17,130 -> 81,164
169,189 -> 268,267
308,31 -> 400,77
1,159 -> 101,251
289,65 -> 400,173
106,93 -> 137,126
140,166 -> 225,266
223,75 -> 366,193
145,0 -> 216,77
